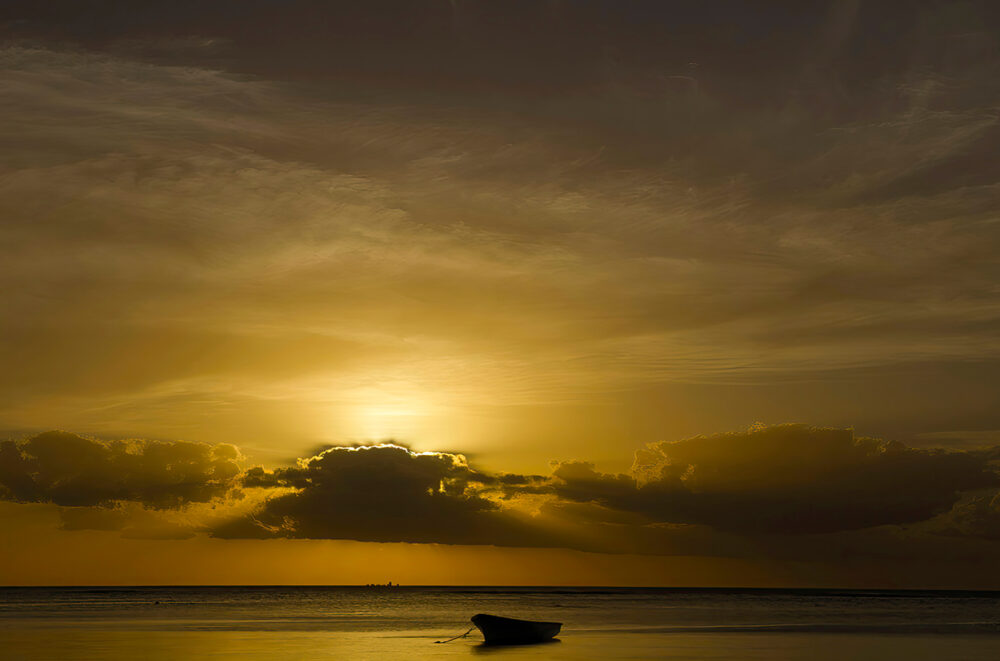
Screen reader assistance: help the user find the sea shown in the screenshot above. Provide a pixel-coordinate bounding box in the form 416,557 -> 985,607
1,586 -> 999,660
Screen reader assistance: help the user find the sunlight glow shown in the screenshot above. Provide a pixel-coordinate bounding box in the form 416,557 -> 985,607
345,388 -> 438,442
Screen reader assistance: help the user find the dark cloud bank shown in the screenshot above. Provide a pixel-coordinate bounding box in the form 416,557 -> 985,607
218,444 -> 551,547
4,425 -> 1000,558
552,425 -> 999,534
0,430 -> 242,508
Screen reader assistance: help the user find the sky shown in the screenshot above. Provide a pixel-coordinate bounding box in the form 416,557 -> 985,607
1,0 -> 999,587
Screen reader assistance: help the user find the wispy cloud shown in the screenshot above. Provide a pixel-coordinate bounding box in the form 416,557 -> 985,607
2,4 -> 999,446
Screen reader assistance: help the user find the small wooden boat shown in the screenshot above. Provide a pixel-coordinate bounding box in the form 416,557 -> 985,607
471,613 -> 562,645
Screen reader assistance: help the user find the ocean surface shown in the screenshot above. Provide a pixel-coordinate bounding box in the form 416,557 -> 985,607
1,586 -> 999,660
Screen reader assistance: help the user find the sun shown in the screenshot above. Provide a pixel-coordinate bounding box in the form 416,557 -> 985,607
356,405 -> 423,439
344,388 -> 436,442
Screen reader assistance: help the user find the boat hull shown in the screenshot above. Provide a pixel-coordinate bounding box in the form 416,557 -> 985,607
471,613 -> 562,645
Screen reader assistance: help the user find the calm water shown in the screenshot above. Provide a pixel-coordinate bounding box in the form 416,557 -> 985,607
2,587 -> 999,660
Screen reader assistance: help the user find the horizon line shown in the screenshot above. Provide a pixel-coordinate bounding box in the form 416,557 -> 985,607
2,584 -> 999,593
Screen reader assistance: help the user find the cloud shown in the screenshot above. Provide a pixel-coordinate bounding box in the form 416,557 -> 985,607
57,503 -> 204,540
3,424 -> 1000,559
213,424 -> 1000,550
216,444 -> 554,547
0,430 -> 243,508
939,489 -> 1000,541
58,505 -> 129,531
546,424 -> 1000,534
912,430 -> 1000,450
3,34 -> 1000,439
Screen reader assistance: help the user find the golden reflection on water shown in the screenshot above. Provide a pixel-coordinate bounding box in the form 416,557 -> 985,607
3,630 -> 1000,661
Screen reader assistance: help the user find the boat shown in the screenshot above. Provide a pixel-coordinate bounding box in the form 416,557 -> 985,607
470,613 -> 562,645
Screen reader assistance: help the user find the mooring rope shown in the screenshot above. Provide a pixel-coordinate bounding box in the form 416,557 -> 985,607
434,625 -> 475,643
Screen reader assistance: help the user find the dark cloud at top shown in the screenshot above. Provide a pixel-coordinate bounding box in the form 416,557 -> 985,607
0,1 -> 842,86
5,1 -> 997,89
0,431 -> 242,508
548,424 -> 1000,534
5,0 -> 999,157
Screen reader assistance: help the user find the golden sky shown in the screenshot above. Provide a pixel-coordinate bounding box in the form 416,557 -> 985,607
1,1 -> 999,587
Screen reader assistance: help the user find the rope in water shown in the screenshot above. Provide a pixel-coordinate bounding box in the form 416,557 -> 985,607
434,625 -> 475,644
